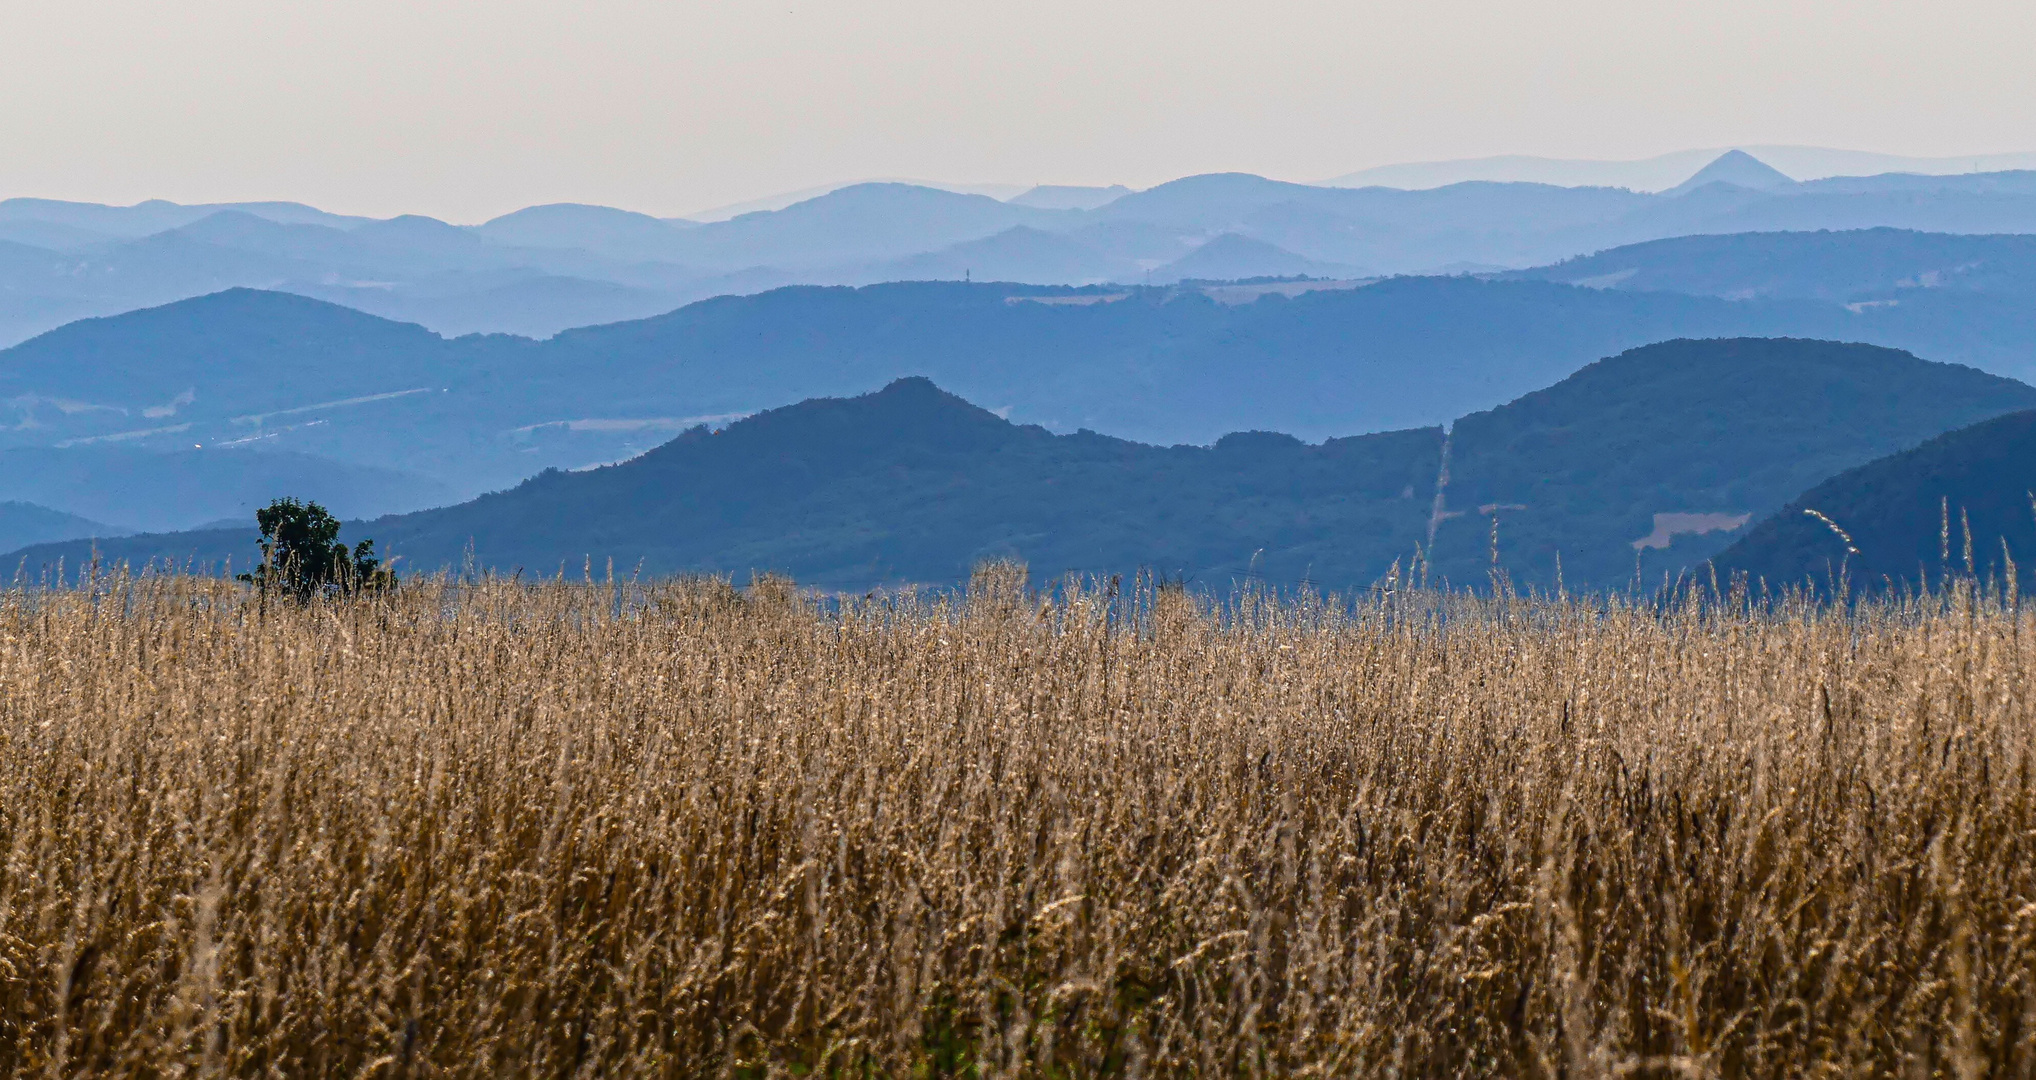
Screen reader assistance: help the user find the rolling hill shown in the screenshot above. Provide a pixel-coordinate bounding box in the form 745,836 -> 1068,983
869,226 -> 1136,285
0,280 -> 1879,491
20,338 -> 2034,592
469,203 -> 699,261
1152,234 -> 1363,283
1711,410 -> 2036,591
0,502 -> 124,559
1511,228 -> 2036,301
1426,338 -> 2036,587
6,378 -> 1443,589
18,277 -> 2036,497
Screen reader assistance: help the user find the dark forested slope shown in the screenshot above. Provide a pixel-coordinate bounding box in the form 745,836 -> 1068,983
1712,410 -> 2036,591
1428,338 -> 2036,587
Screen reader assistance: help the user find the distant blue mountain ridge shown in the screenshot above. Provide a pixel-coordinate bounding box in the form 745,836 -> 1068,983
9,150 -> 2036,344
12,265 -> 2036,506
8,150 -> 2036,560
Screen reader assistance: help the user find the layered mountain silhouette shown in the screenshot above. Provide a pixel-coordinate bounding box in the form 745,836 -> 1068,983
18,338 -> 2034,592
1712,410 -> 2036,591
10,152 -> 2036,344
0,279 -> 1954,492
20,277 -> 2036,497
0,197 -> 366,242
1503,228 -> 2036,378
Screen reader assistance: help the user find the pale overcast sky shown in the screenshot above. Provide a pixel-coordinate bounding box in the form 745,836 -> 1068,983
2,1 -> 2032,222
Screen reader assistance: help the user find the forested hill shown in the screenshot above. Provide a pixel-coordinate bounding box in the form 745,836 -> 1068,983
1712,410 -> 2036,591
17,378 -> 1445,589
14,276 -> 2036,496
1428,338 -> 2036,587
20,338 -> 2036,593
1509,228 -> 2036,301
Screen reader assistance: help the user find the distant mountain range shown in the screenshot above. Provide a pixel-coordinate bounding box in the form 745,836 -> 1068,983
21,245 -> 2036,502
1509,227 -> 2036,301
15,338 -> 2031,593
13,150 -> 2036,344
1323,147 -> 2036,192
10,148 -> 2036,577
9,275 -> 2017,501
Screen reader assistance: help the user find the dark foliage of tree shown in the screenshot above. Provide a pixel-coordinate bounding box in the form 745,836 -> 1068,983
238,498 -> 394,599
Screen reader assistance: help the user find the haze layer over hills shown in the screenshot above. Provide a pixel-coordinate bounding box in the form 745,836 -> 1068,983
10,150 -> 2036,345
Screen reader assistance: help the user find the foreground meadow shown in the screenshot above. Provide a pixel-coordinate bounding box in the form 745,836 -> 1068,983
3,569 -> 2035,1076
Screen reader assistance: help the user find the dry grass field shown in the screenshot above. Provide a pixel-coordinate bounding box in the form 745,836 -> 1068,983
4,565 -> 2036,1076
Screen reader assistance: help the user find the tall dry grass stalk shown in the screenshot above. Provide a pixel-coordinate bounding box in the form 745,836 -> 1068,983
3,567 -> 2036,1076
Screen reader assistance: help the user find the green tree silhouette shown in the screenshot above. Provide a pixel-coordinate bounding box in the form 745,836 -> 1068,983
238,498 -> 395,599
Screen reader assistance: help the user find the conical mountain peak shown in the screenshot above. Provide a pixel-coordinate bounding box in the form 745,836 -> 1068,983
1667,149 -> 1795,195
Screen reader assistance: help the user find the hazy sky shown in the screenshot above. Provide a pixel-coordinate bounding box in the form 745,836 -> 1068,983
3,1 -> 2033,222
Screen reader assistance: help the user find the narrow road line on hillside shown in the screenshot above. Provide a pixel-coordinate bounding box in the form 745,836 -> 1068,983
1426,423 -> 1454,549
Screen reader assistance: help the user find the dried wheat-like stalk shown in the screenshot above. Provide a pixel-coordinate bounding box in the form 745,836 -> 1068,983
1,569 -> 2033,1076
